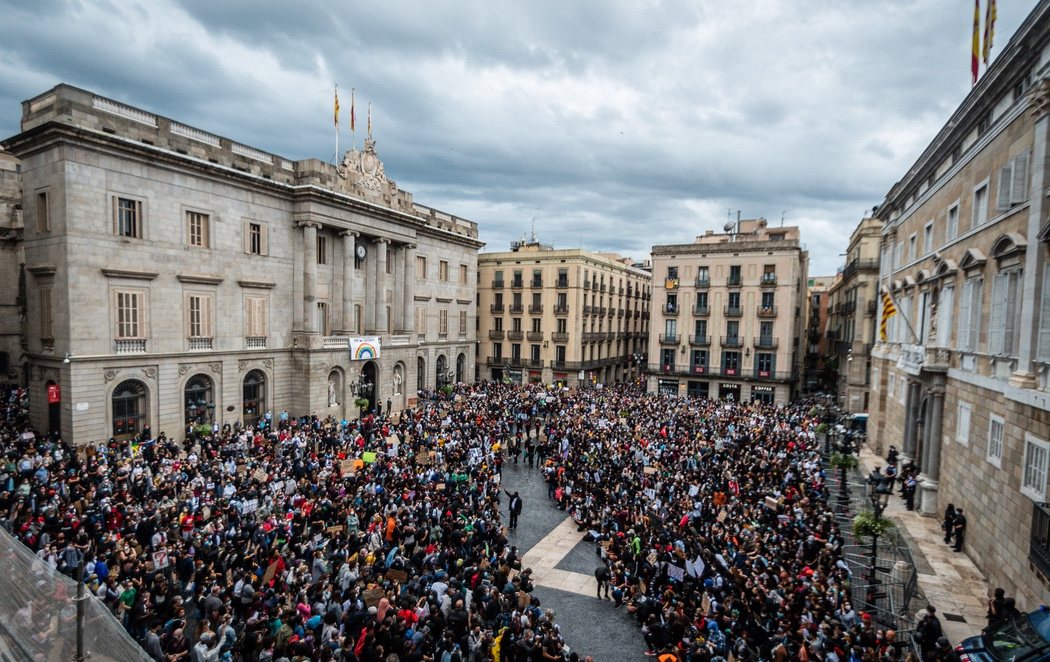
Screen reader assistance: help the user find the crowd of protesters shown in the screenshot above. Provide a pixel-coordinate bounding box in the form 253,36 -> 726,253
0,384 -> 577,662
0,378 -> 964,661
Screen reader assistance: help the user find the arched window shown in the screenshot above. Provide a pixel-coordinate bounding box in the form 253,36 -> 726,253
112,379 -> 148,440
184,374 -> 214,427
456,353 -> 466,383
417,356 -> 426,392
242,370 -> 267,428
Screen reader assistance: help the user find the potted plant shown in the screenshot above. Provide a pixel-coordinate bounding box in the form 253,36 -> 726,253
829,452 -> 858,470
852,510 -> 895,538
354,397 -> 370,415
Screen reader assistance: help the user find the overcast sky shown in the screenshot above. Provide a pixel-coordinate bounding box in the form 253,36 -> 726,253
0,0 -> 1033,274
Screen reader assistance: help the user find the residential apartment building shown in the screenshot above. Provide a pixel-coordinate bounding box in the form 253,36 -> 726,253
825,216 -> 882,412
1,84 -> 482,444
868,0 -> 1050,608
647,219 -> 808,404
804,275 -> 837,392
476,240 -> 651,386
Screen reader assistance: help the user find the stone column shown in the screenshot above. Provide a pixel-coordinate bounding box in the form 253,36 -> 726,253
1012,83 -> 1050,386
341,231 -> 358,332
374,238 -> 389,334
300,221 -> 319,334
901,379 -> 920,464
392,245 -> 405,332
365,237 -> 377,331
403,244 -> 416,334
920,384 -> 945,515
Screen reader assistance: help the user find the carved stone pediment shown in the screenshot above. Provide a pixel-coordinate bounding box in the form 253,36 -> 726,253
336,138 -> 398,200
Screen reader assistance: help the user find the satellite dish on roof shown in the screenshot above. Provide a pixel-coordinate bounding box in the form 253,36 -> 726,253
723,222 -> 735,233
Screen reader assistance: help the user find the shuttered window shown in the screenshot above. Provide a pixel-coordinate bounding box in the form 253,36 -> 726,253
1037,269 -> 1050,360
245,296 -> 269,337
187,294 -> 213,338
114,290 -> 146,339
936,285 -> 953,348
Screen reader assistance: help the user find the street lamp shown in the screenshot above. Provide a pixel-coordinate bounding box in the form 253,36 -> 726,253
866,472 -> 893,590
206,401 -> 216,424
439,369 -> 455,385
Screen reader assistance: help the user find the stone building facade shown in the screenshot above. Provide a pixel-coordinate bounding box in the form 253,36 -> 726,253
0,151 -> 22,386
868,0 -> 1050,608
0,84 -> 482,445
476,240 -> 651,386
825,216 -> 882,412
647,219 -> 808,404
804,275 -> 837,392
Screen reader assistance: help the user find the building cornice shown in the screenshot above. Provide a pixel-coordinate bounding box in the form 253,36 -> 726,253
101,267 -> 157,280
176,273 -> 224,286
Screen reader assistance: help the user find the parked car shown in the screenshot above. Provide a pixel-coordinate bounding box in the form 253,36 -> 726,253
956,606 -> 1050,660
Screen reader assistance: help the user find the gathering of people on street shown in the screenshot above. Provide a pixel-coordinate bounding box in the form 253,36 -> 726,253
0,380 -> 992,661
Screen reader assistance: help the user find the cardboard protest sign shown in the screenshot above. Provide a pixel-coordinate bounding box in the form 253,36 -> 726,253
253,469 -> 268,483
340,460 -> 355,474
643,466 -> 657,475
386,568 -> 408,583
262,561 -> 279,586
363,587 -> 385,607
152,550 -> 170,570
717,509 -> 728,523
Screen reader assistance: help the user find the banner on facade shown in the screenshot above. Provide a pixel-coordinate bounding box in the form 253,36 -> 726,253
349,336 -> 381,361
897,343 -> 926,376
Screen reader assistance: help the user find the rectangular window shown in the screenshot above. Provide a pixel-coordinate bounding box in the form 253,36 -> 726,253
36,191 -> 49,233
761,291 -> 775,309
722,351 -> 740,373
460,264 -> 468,284
244,221 -> 268,255
187,294 -> 214,338
888,373 -> 896,399
317,235 -> 328,265
998,152 -> 1030,209
187,211 -> 209,248
936,285 -> 954,348
39,288 -> 54,339
756,352 -> 774,373
1038,268 -> 1050,360
988,270 -> 1022,356
459,310 -> 467,334
923,221 -> 934,254
555,345 -> 566,363
114,290 -> 145,339
316,302 -> 330,335
416,256 -> 427,279
956,401 -> 971,446
893,241 -> 903,268
439,309 -> 449,335
114,197 -> 142,238
988,415 -> 1005,468
946,204 -> 959,240
556,318 -> 567,333
1022,433 -> 1050,502
531,344 -> 541,361
245,296 -> 269,338
972,184 -> 989,228
415,307 -> 427,335
439,261 -> 449,282
958,278 -> 983,352
908,233 -> 917,261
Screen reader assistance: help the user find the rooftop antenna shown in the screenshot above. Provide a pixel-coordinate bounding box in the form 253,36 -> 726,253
780,210 -> 787,227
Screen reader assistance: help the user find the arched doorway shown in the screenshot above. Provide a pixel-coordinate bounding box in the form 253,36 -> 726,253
242,370 -> 267,428
184,374 -> 215,428
359,361 -> 378,412
45,379 -> 61,437
456,353 -> 466,384
112,379 -> 148,441
417,356 -> 426,393
436,354 -> 448,389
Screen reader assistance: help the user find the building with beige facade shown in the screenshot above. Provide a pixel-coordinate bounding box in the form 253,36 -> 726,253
0,84 -> 483,445
804,275 -> 837,392
825,215 -> 882,412
647,219 -> 808,404
476,239 -> 651,386
0,151 -> 21,386
868,0 -> 1050,608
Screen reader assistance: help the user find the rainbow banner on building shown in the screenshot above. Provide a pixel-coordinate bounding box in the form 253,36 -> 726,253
349,336 -> 381,361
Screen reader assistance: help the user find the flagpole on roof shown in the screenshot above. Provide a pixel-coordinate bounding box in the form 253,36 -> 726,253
333,84 -> 340,163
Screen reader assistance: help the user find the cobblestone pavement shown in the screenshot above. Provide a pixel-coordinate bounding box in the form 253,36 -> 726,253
501,459 -> 651,661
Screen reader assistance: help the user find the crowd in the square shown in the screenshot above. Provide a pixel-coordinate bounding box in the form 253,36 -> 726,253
0,380 -> 959,661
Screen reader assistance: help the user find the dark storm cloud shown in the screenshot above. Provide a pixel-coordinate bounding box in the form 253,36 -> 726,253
0,0 -> 1033,274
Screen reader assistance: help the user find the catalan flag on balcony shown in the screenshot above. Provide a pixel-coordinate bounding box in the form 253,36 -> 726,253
879,287 -> 898,342
972,0 -> 981,85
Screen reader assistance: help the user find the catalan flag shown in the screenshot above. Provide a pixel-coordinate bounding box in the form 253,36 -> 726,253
972,0 -> 981,85
350,88 -> 356,132
983,0 -> 996,65
879,287 -> 898,342
334,86 -> 340,127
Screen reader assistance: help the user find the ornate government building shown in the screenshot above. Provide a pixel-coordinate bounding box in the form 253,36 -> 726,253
0,84 -> 482,444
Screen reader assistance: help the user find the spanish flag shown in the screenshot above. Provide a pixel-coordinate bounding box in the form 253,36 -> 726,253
879,287 -> 898,342
334,86 -> 340,127
972,0 -> 981,85
983,0 -> 996,65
